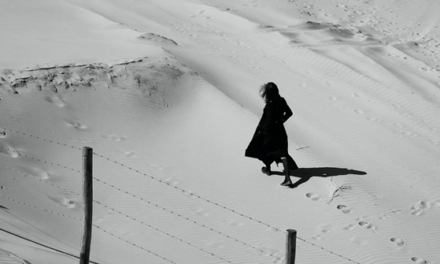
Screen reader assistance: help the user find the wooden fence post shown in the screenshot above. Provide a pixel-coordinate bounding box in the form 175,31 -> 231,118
80,147 -> 93,264
286,229 -> 297,264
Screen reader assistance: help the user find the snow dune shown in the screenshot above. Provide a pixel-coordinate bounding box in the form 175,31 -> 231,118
1,0 -> 440,263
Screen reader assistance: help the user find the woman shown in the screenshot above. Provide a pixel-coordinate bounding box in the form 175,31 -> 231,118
245,82 -> 298,186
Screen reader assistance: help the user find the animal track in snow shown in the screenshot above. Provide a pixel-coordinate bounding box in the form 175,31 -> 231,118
0,131 -> 6,138
306,192 -> 322,201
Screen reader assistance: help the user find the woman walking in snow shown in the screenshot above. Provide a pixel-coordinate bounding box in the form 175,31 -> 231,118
245,82 -> 298,186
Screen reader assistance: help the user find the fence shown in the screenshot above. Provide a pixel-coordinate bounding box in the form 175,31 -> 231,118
0,127 -> 361,264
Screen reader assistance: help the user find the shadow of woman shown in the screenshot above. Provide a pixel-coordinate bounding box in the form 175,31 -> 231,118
269,167 -> 367,188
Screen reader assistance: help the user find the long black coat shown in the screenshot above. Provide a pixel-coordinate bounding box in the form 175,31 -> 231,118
245,96 -> 298,169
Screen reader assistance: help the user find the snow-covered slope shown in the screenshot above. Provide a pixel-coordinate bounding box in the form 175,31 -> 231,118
1,0 -> 439,263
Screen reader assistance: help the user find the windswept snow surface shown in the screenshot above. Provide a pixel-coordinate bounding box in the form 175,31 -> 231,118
1,0 -> 440,263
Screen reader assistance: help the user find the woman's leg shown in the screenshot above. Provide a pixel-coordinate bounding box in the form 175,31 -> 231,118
281,157 -> 292,186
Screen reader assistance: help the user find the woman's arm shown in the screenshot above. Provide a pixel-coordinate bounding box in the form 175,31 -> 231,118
282,103 -> 293,123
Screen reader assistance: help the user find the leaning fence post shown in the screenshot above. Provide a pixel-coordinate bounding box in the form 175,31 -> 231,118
286,229 -> 297,264
80,147 -> 93,264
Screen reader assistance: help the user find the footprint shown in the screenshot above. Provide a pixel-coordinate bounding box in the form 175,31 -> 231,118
44,93 -> 65,107
193,208 -> 209,217
164,177 -> 180,187
48,196 -> 78,209
102,134 -> 127,142
311,234 -> 323,241
354,109 -> 365,115
306,192 -> 322,201
390,237 -> 405,247
366,117 -> 382,122
337,205 -> 352,214
123,151 -> 137,158
0,143 -> 20,158
225,219 -> 245,227
379,214 -> 388,220
359,221 -> 369,226
430,199 -> 440,207
410,201 -> 429,216
411,257 -> 430,264
65,118 -> 88,131
0,131 -> 6,138
379,209 -> 403,220
358,221 -> 378,233
320,225 -> 335,234
343,224 -> 356,231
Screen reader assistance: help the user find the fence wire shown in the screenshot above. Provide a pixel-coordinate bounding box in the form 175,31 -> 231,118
1,126 -> 362,264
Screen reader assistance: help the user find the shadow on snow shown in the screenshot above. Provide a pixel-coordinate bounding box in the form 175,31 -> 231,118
269,167 -> 367,188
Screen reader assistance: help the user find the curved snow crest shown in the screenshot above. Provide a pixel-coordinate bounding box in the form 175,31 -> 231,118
0,57 -> 197,109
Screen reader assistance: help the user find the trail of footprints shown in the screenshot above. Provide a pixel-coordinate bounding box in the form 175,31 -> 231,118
410,199 -> 440,216
305,192 -> 434,262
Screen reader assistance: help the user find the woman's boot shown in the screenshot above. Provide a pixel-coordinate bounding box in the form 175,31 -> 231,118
261,163 -> 272,175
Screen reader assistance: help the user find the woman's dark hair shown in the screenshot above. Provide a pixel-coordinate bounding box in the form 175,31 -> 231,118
260,82 -> 279,103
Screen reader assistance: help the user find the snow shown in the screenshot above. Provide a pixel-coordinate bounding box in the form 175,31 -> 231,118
1,0 -> 440,263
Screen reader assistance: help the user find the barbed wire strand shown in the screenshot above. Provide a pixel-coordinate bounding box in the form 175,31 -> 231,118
93,151 -> 361,264
3,149 -> 282,262
92,201 -> 234,264
0,189 -> 230,264
0,226 -> 101,264
5,150 -> 281,262
0,190 -> 176,264
1,162 -> 79,195
0,208 -> 109,263
1,126 -> 361,264
92,178 -> 282,262
1,128 -> 82,151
